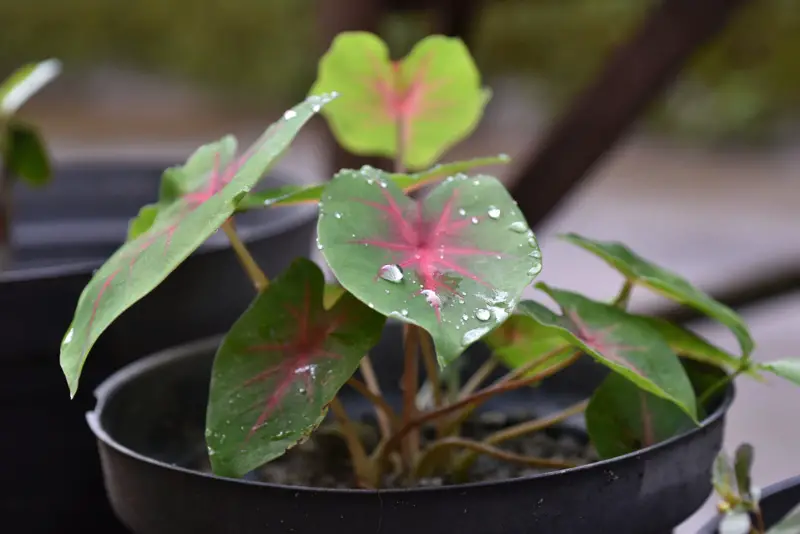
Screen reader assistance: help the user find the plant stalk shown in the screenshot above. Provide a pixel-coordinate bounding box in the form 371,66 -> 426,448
418,331 -> 442,409
356,357 -> 393,439
347,377 -> 402,431
414,437 -> 578,479
451,399 -> 589,478
221,219 -> 269,292
329,398 -> 377,488
459,357 -> 498,399
375,351 -> 580,465
401,324 -> 420,466
612,279 -> 634,308
443,348 -> 578,435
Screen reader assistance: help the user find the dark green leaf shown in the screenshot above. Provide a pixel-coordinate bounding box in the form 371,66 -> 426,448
519,285 -> 697,419
734,443 -> 754,498
318,167 -> 542,366
760,359 -> 800,386
236,155 -> 510,210
0,59 -> 61,116
309,32 -> 490,170
586,372 -> 695,458
484,313 -> 572,376
59,94 -> 335,397
561,233 -> 754,357
767,502 -> 800,534
206,258 -> 385,478
5,122 -> 51,186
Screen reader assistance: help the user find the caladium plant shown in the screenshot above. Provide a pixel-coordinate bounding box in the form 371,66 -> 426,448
60,31 -> 799,489
0,59 -> 61,272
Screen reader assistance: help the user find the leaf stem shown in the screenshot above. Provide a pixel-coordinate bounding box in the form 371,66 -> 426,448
449,399 -> 588,480
376,351 -> 580,465
612,279 -> 634,308
355,357 -> 393,439
329,398 -> 377,488
346,377 -> 402,432
443,347 -> 577,435
221,219 -> 268,292
418,331 -> 442,409
414,437 -> 578,479
699,367 -> 744,407
459,357 -> 498,400
401,324 -> 421,466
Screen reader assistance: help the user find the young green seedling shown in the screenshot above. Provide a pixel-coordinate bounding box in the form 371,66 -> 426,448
0,59 -> 61,271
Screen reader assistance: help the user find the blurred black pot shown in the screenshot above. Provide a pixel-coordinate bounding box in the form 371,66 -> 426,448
87,322 -> 734,534
697,474 -> 800,533
0,161 -> 315,534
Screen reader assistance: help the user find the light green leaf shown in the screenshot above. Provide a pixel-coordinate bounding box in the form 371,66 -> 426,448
309,32 -> 490,170
760,359 -> 800,386
4,122 -> 51,186
484,313 -> 573,376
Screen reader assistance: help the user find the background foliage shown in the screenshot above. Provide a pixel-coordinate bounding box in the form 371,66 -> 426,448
2,0 -> 798,142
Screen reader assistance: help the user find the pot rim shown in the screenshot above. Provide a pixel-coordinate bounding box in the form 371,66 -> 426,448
87,334 -> 736,495
1,161 -> 317,284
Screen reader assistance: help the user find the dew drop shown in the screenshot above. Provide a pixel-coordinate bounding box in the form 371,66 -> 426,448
367,179 -> 374,185
379,181 -> 388,188
528,261 -> 542,276
509,221 -> 528,233
401,309 -> 409,316
462,326 -> 491,346
487,206 -> 501,219
529,249 -> 542,259
471,217 -> 479,225
458,208 -> 466,216
528,237 -> 538,248
312,104 -> 321,112
475,308 -> 491,322
283,109 -> 297,120
472,179 -> 480,186
379,264 -> 404,283
334,212 -> 342,219
420,289 -> 441,309
461,314 -> 469,321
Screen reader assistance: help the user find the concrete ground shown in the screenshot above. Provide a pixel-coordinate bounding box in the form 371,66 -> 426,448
31,71 -> 800,532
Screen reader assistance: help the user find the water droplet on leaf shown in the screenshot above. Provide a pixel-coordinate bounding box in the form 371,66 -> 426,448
487,206 -> 501,219
471,217 -> 479,224
378,264 -> 404,283
462,326 -> 491,346
334,212 -> 342,219
458,208 -> 466,216
283,110 -> 297,120
475,309 -> 491,322
528,261 -> 542,276
509,222 -> 527,233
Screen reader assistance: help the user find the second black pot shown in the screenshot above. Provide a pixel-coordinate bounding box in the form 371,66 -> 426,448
1,161 -> 316,534
87,324 -> 734,534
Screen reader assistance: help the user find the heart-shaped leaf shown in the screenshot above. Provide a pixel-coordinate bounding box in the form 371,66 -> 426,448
484,313 -> 573,376
318,167 -> 542,366
206,258 -> 385,478
586,372 -> 695,458
4,121 -> 51,186
759,359 -> 800,386
59,94 -> 336,397
0,59 -> 61,116
768,502 -> 800,534
561,233 -> 754,357
309,32 -> 490,170
237,155 -> 510,210
519,285 -> 697,419
636,315 -> 753,374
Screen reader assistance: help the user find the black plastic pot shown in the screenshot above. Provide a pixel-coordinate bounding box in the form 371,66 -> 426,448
87,325 -> 735,534
697,474 -> 800,533
1,161 -> 315,534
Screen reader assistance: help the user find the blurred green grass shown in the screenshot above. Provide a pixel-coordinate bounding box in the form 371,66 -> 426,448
1,0 -> 798,143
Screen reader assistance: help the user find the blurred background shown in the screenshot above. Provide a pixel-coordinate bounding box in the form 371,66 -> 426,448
2,0 -> 799,531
